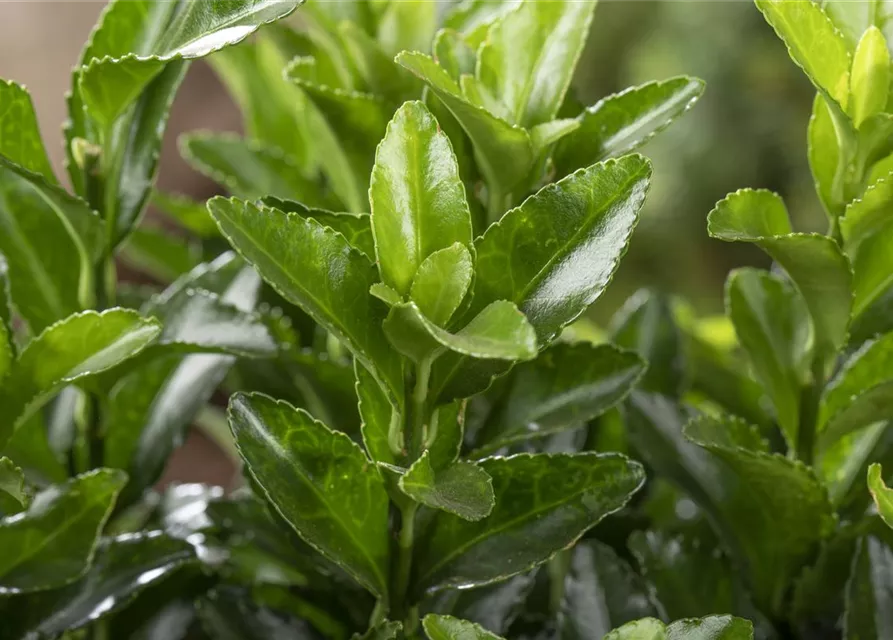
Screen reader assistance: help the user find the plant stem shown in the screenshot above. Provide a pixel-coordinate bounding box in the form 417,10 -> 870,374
796,358 -> 826,465
409,357 -> 432,459
392,501 -> 419,632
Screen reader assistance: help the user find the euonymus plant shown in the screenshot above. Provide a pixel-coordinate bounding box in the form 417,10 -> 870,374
11,0 -> 893,639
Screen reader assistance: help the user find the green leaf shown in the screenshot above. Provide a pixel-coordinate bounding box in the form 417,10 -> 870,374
119,226 -> 201,283
355,361 -> 397,465
0,79 -> 56,181
708,189 -> 853,358
610,290 -> 684,397
261,196 -> 376,260
399,452 -> 495,521
228,393 -> 390,597
180,133 -> 333,207
353,621 -> 403,640
868,463 -> 893,529
844,535 -> 893,639
396,52 -> 534,196
12,531 -> 196,636
851,27 -> 891,128
725,268 -> 812,449
412,452 -> 645,592
433,29 -> 476,82
755,0 -> 851,108
443,0 -> 523,48
605,616 -> 754,640
370,101 -> 473,296
558,539 -> 661,639
473,343 -> 645,455
197,587 -> 322,640
339,21 -> 418,100
208,197 -> 403,404
684,414 -> 836,614
0,469 -> 126,594
411,244 -> 474,327
0,457 -> 27,509
384,301 -> 537,364
0,309 -> 161,449
808,95 -> 840,218
819,332 -> 893,450
554,77 -> 704,179
377,0 -> 437,57
423,614 -> 504,640
475,0 -> 597,127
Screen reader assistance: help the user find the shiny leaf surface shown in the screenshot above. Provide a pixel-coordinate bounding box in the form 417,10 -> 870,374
399,452 -> 495,521
868,463 -> 893,529
423,614 -> 503,640
411,243 -> 474,328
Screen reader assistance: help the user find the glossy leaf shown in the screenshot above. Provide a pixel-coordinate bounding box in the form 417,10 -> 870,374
558,539 -> 661,639
0,309 -> 161,448
370,101 -> 473,295
755,0 -> 851,107
0,79 -> 56,180
412,452 -> 645,592
473,343 -> 645,454
808,95 -> 840,218
819,332 -> 893,449
605,616 -> 754,640
0,457 -> 27,509
228,393 -> 390,597
399,452 -> 495,521
851,27 -> 890,128
396,51 -> 534,195
384,300 -> 537,364
16,531 -> 196,636
726,268 -> 812,449
208,197 -> 403,403
180,133 -> 331,206
197,587 -> 321,640
844,535 -> 893,639
868,463 -> 893,529
684,414 -> 836,614
0,469 -> 126,594
476,0 -> 596,127
708,189 -> 853,357
355,361 -> 397,466
411,244 -> 474,327
554,77 -> 704,179
423,614 -> 503,640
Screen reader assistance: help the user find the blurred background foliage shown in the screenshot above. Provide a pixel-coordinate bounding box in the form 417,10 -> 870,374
3,1 -> 819,318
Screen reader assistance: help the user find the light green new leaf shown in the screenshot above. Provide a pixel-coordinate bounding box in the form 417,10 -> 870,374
13,531 -> 196,636
180,133 -> 332,207
0,309 -> 161,449
554,76 -> 705,179
0,469 -> 126,594
476,0 -> 596,127
823,1 -> 889,49
605,616 -> 754,640
819,332 -> 893,449
412,452 -> 645,592
399,452 -> 494,521
384,301 -> 537,363
473,343 -> 645,455
850,27 -> 890,128
868,463 -> 893,529
726,268 -> 812,449
808,95 -> 841,218
396,52 -> 534,196
0,457 -> 27,509
443,0 -> 523,48
755,0 -> 851,108
708,189 -> 853,358
411,244 -> 474,328
228,393 -> 390,597
844,535 -> 893,639
208,197 -> 403,404
370,101 -> 473,296
423,615 -> 503,640
684,414 -> 836,614
559,539 -> 661,639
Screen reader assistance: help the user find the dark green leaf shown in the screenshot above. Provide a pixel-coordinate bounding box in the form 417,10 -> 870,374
558,539 -> 661,639
726,268 -> 812,449
0,309 -> 161,448
474,343 -> 644,455
355,361 -> 397,465
399,452 -> 495,521
209,197 -> 404,404
180,133 -> 332,207
152,190 -> 219,237
554,77 -> 704,179
370,101 -> 473,296
423,614 -> 503,640
425,572 -> 536,635
412,452 -> 645,592
228,393 -> 390,597
819,332 -> 893,450
708,189 -> 853,358
119,226 -> 201,283
396,52 -> 534,196
0,469 -> 126,594
197,587 -> 320,640
411,244 -> 474,328
475,0 -> 596,127
844,535 -> 893,639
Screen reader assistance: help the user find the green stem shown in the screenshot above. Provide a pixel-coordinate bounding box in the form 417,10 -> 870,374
409,357 -> 432,459
392,501 -> 419,632
796,358 -> 826,465
548,551 -> 571,615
